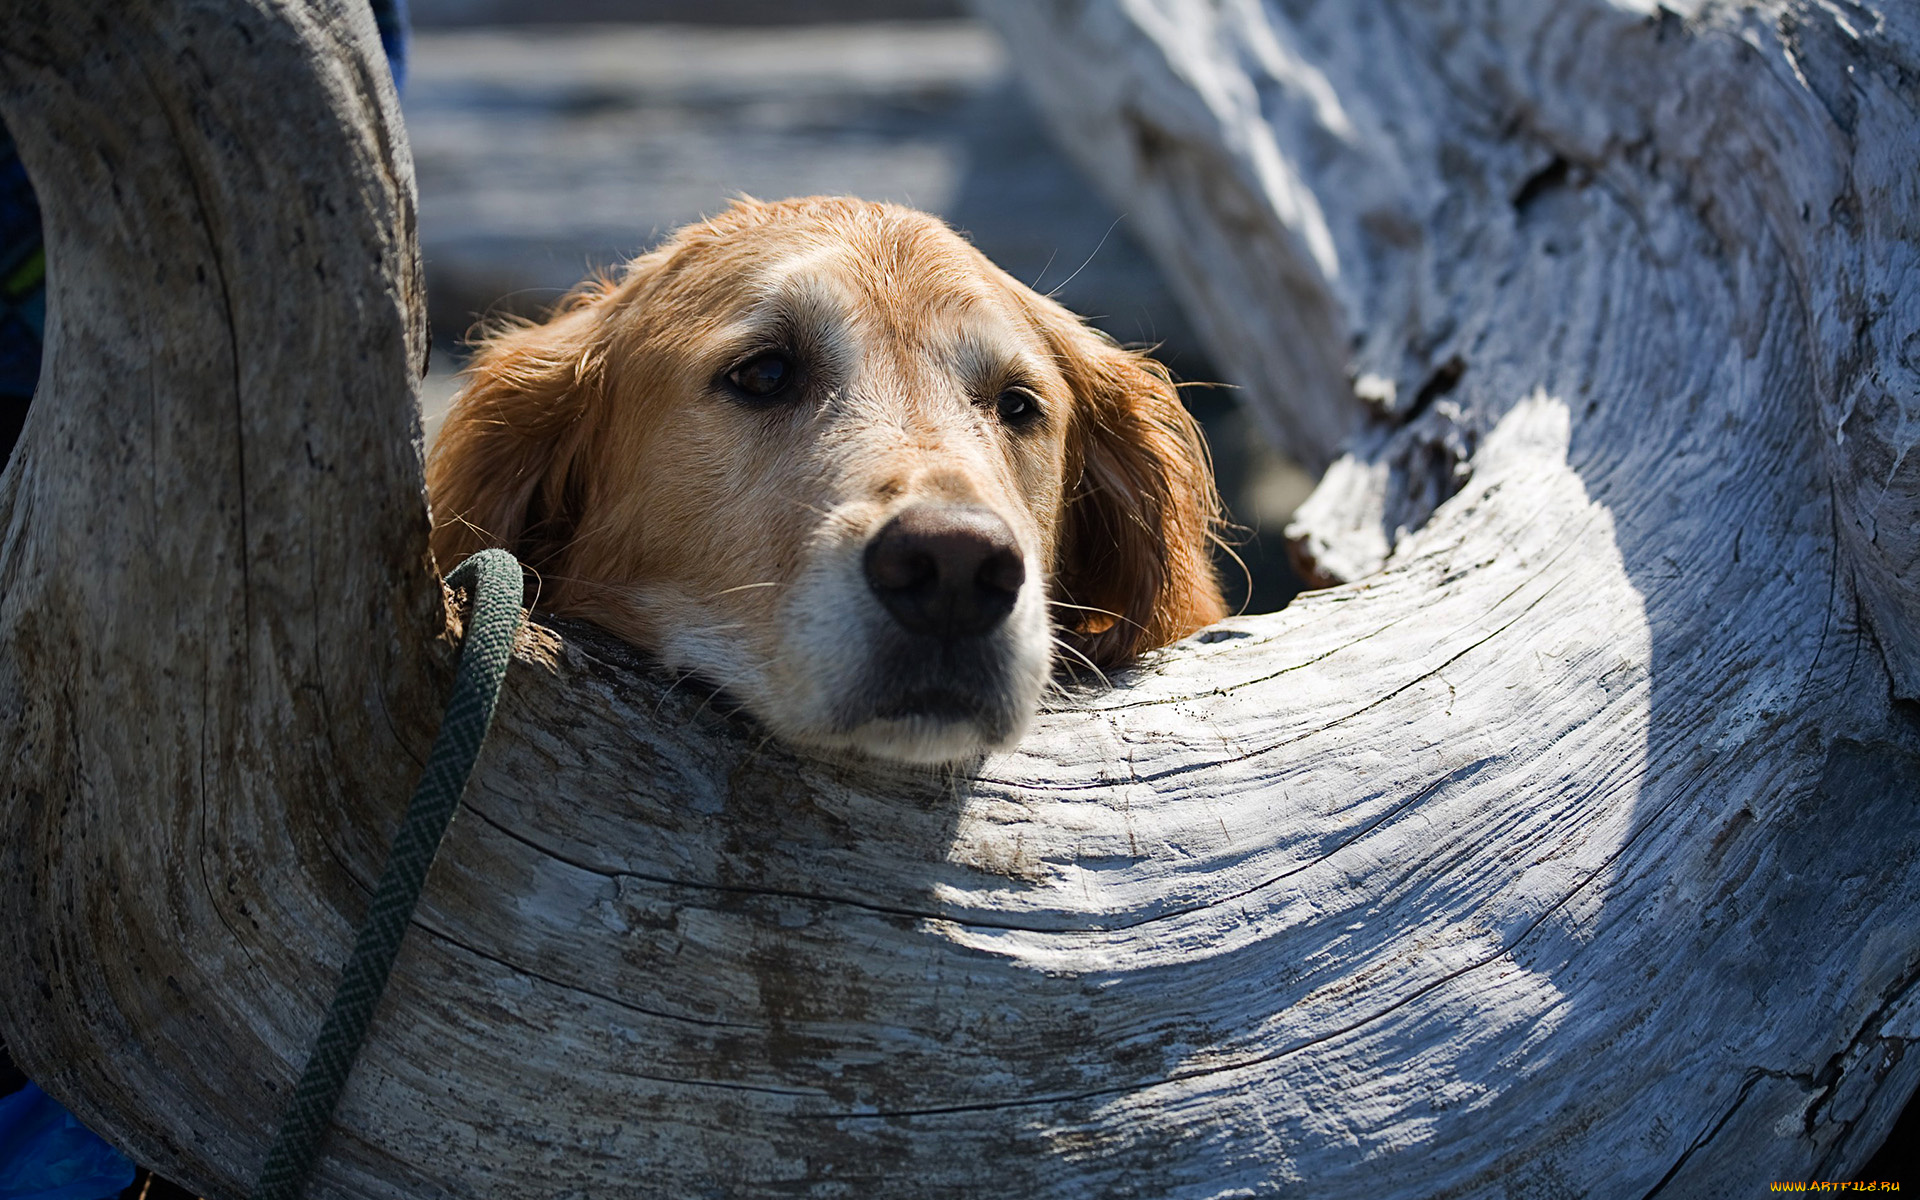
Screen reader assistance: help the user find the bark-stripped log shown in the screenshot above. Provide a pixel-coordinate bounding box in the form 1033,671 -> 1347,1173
2,0 -> 1917,1196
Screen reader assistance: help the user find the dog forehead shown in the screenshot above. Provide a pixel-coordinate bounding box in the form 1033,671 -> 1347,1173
783,257 -> 1056,389
664,203 -> 1033,342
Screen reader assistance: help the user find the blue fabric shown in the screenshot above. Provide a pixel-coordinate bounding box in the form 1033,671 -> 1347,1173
0,125 -> 44,401
0,123 -> 41,463
374,0 -> 410,92
0,1086 -> 135,1200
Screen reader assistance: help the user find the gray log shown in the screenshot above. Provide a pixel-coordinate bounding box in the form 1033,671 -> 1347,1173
2,0 -> 1917,1196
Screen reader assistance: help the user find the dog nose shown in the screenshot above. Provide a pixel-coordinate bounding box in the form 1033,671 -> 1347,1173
864,504 -> 1026,639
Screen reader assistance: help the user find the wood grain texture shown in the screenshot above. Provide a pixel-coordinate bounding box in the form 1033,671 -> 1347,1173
2,0 -> 1917,1196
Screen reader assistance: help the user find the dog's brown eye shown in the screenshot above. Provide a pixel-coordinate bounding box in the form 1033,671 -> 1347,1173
727,352 -> 796,400
996,387 -> 1040,426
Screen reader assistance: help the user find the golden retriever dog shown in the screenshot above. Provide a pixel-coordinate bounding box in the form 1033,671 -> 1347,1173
428,196 -> 1225,764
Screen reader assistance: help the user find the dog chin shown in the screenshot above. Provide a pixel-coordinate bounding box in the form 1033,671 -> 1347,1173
817,706 -> 1033,766
775,657 -> 1047,765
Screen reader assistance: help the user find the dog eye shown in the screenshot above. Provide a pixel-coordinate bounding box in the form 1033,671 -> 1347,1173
996,387 -> 1041,426
726,352 -> 796,400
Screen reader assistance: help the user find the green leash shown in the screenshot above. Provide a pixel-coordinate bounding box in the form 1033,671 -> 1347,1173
251,549 -> 525,1200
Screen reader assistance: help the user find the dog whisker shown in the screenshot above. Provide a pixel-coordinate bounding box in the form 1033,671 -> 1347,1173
705,581 -> 783,599
1050,599 -> 1148,638
652,667 -> 712,716
1049,634 -> 1113,689
1048,599 -> 1125,619
1027,246 -> 1059,292
1046,215 -> 1125,300
1212,534 -> 1254,618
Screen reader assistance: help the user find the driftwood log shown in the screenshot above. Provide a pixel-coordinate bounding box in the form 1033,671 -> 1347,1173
2,0 -> 1917,1195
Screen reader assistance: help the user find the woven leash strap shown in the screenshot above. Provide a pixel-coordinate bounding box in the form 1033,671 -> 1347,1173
251,549 -> 525,1200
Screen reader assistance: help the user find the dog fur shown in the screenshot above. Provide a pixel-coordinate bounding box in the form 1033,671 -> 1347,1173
428,197 -> 1225,764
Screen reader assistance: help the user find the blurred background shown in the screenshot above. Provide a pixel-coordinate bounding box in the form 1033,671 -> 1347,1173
404,0 -> 1313,613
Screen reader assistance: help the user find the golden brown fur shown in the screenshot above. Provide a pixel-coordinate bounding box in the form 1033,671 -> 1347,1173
429,197 -> 1224,763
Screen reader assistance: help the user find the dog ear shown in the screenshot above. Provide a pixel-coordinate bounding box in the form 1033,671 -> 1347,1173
1043,312 -> 1228,670
426,289 -> 610,577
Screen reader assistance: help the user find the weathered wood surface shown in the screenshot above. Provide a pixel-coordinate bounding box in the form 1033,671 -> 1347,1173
1,1 -> 1917,1198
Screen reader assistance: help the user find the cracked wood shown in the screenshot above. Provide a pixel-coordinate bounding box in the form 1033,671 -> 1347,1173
2,0 -> 1918,1196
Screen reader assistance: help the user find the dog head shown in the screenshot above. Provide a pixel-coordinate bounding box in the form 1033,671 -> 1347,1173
428,197 -> 1225,764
